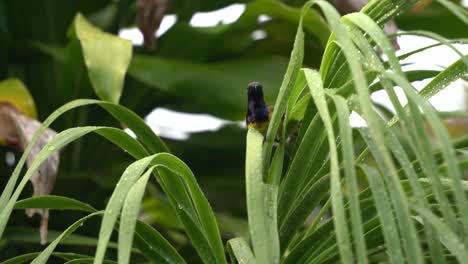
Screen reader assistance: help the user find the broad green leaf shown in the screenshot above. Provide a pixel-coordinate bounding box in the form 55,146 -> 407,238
157,0 -> 327,64
70,14 -> 132,103
128,55 -> 287,120
14,195 -> 96,213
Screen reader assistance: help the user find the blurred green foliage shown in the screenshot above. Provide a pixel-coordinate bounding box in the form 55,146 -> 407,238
0,0 -> 467,262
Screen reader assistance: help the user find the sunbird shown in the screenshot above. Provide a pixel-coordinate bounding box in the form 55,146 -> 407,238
246,81 -> 271,134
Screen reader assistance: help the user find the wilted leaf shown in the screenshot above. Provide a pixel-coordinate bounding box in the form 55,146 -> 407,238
0,103 -> 59,245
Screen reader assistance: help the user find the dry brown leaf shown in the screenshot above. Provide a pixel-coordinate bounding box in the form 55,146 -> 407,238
0,103 -> 59,245
137,0 -> 170,50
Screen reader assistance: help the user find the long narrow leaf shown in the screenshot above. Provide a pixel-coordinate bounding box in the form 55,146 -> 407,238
332,94 -> 368,264
278,113 -> 328,226
304,68 -> 353,263
412,205 -> 468,263
118,168 -> 153,264
133,220 -> 187,264
31,212 -> 104,264
359,164 -> 404,263
152,153 -> 226,264
384,72 -> 468,244
385,129 -> 446,263
15,195 -> 96,213
345,13 -> 450,261
94,155 -> 157,264
0,99 -> 167,220
263,1 -> 312,174
318,6 -> 421,263
0,127 -> 148,240
434,0 -> 468,25
246,128 -> 279,264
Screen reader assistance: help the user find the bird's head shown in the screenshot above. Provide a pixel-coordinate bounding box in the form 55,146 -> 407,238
247,81 -> 264,102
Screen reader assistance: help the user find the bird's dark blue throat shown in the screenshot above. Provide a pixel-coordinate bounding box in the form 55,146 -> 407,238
246,82 -> 269,128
